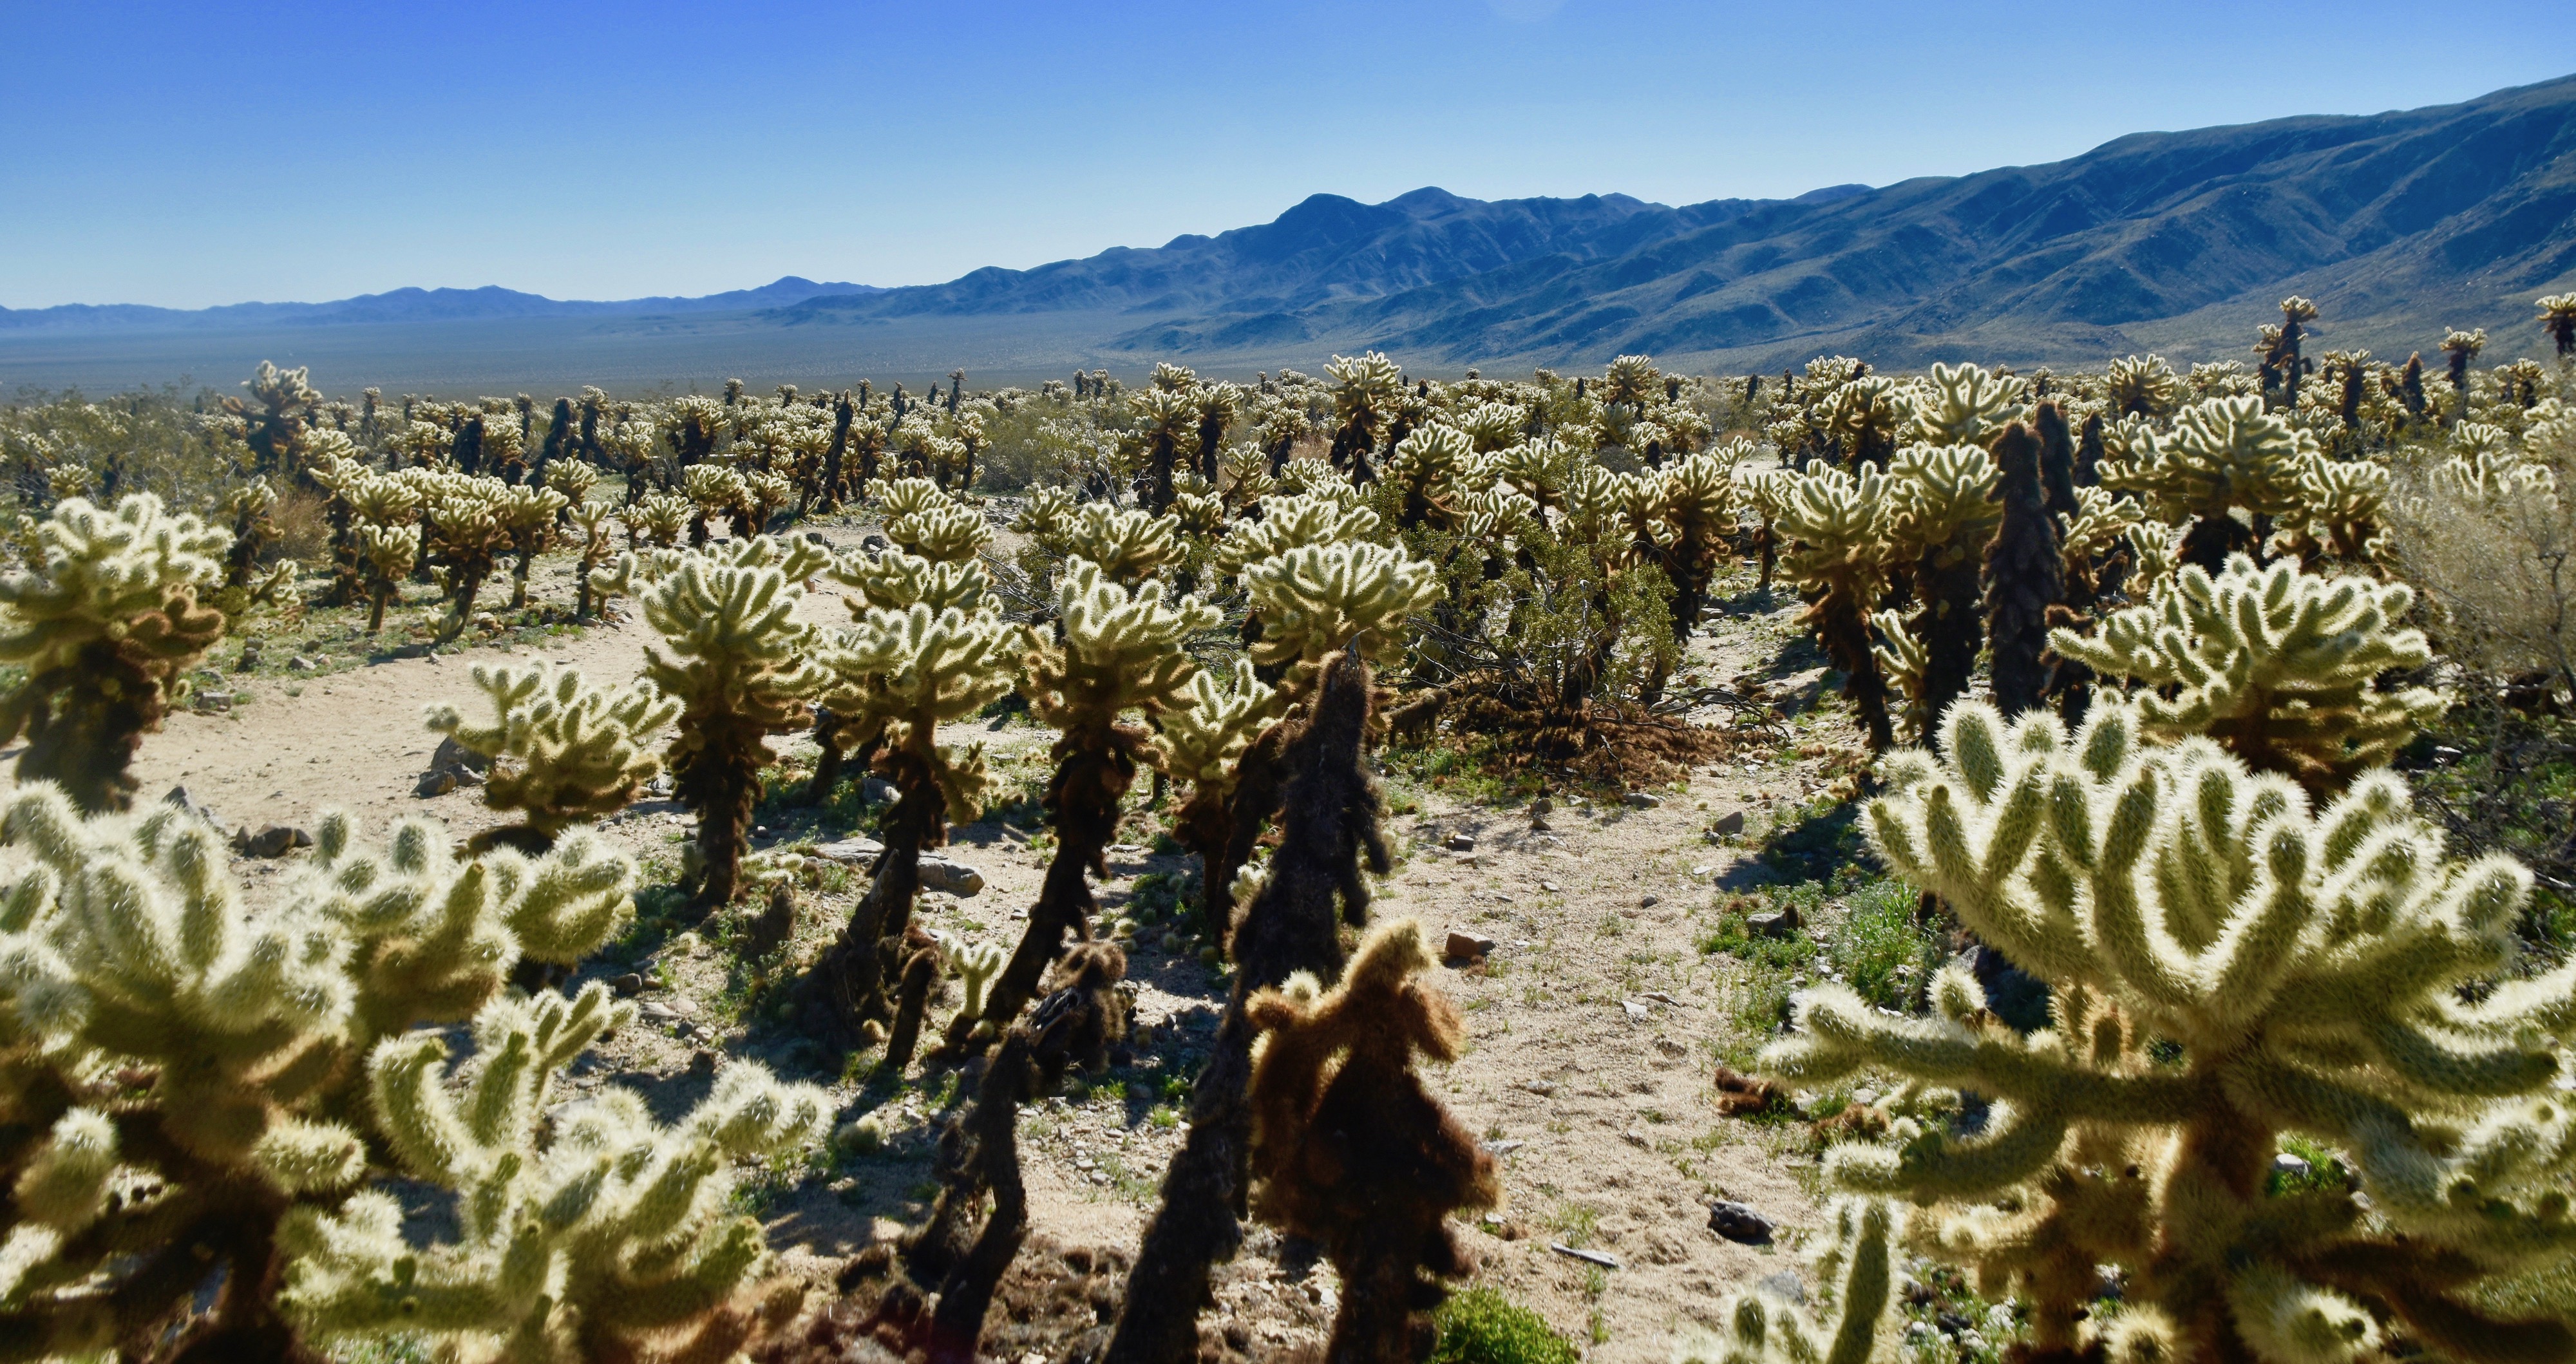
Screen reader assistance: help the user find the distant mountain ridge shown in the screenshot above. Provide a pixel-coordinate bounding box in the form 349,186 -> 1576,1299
770,73 -> 2576,369
8,75 -> 2573,385
0,276 -> 879,330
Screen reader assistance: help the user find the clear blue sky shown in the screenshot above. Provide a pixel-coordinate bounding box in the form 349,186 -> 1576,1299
6,1 -> 2571,310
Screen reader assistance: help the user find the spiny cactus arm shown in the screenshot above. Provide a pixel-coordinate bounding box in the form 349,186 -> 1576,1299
942,937 -> 1007,1024
1770,981 -> 2204,1124
676,1059 -> 834,1160
889,502 -> 993,564
1160,659 -> 1278,791
498,831 -> 639,965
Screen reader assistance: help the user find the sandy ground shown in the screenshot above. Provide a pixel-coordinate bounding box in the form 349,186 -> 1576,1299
6,529 -> 1866,1363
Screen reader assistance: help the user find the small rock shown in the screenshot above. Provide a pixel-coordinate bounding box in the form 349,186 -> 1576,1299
1747,911 -> 1797,938
2432,745 -> 2465,763
645,774 -> 673,797
859,776 -> 899,806
2273,1151 -> 2315,1182
1624,791 -> 1662,809
640,1001 -> 681,1022
1481,1139 -> 1526,1156
237,824 -> 310,859
1528,815 -> 1552,833
919,857 -> 985,896
1445,929 -> 1499,960
1712,810 -> 1747,836
1530,797 -> 1553,815
1540,881 -> 1561,893
1520,1079 -> 1557,1096
414,768 -> 460,798
1622,1128 -> 1651,1149
611,973 -> 645,996
191,690 -> 234,713
1708,1200 -> 1774,1244
811,837 -> 887,864
1690,864 -> 1712,877
1640,895 -> 1662,909
1445,833 -> 1477,852
1756,1269 -> 1806,1305
431,735 -> 489,774
1622,1000 -> 1651,1023
804,531 -> 829,545
287,656 -> 317,672
1548,1244 -> 1619,1269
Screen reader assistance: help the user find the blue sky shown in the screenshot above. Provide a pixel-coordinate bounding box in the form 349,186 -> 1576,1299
6,1 -> 2571,309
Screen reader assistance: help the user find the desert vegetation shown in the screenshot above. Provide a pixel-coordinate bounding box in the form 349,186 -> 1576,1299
0,302 -> 2571,1364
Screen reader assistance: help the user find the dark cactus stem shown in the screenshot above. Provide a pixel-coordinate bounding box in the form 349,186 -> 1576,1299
1984,422 -> 2062,719
800,750 -> 943,1047
1206,720 -> 1293,940
1197,407 -> 1228,484
2074,414 -> 2105,488
2400,354 -> 2429,419
453,413 -> 484,476
2037,403 -> 2079,522
1913,545 -> 1983,743
1815,591 -> 1895,754
2178,515 -> 2253,577
1105,652 -> 1386,1364
882,939 -> 942,1075
2340,359 -> 2365,431
1145,430 -> 1180,514
541,397 -> 574,471
677,712 -> 773,922
822,393 -> 853,511
577,393 -> 604,463
910,946 -> 1126,1364
953,728 -> 1134,1050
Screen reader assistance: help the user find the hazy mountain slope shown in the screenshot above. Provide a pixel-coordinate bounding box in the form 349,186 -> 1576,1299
1081,74 -> 2576,370
0,276 -> 878,330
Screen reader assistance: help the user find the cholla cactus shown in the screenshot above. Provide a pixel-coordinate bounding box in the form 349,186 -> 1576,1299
1065,502 -> 1179,584
1213,494 -> 1381,580
1903,362 -> 2022,446
1681,1203 -> 1898,1364
2052,553 -> 2441,790
426,662 -> 680,852
0,493 -> 228,812
1766,460 -> 1897,751
1160,659 -> 1279,931
2539,294 -> 2576,359
542,455 -> 599,506
2114,395 -> 2311,572
567,498 -> 616,619
623,489 -> 692,549
496,483 -> 569,611
683,463 -> 748,544
1882,442 -> 2001,737
0,786 -> 637,1359
2445,328 -> 2489,421
832,544 -> 990,614
1218,442 -> 1277,509
1653,448 -> 1739,639
2105,354 -> 2183,419
1244,919 -> 1499,1363
357,521 -> 422,634
1984,422 -> 2064,718
969,560 -> 1218,1045
1823,375 -> 1904,468
1326,352 -> 1405,478
1752,700 -> 2576,1363
802,603 -> 1015,1045
2276,451 -> 2391,568
423,480 -> 515,640
281,989 -> 828,1363
639,544 -> 826,916
1381,421 -> 1475,529
219,476 -> 279,590
1492,435 -> 1580,516
1243,542 -> 1438,689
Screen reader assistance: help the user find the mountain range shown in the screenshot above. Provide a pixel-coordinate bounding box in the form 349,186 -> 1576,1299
5,74 -> 2572,390
0,277 -> 878,331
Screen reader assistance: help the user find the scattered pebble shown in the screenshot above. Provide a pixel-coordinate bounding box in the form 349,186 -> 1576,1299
1624,791 -> 1662,809
1709,1200 -> 1774,1244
